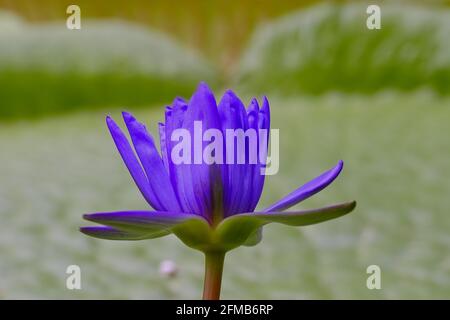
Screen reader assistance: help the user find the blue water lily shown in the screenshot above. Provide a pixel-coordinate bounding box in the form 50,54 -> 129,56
81,82 -> 356,299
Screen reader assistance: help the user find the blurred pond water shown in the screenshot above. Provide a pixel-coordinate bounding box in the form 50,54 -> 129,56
0,93 -> 449,299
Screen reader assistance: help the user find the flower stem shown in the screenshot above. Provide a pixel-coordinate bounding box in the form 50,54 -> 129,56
202,251 -> 225,300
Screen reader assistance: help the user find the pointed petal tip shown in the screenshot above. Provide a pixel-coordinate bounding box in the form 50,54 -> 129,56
80,226 -> 93,237
105,115 -> 113,123
260,96 -> 270,115
323,160 -> 344,179
250,97 -> 259,106
219,89 -> 246,110
83,212 -> 110,224
82,213 -> 95,222
247,98 -> 260,113
348,200 -> 357,211
335,200 -> 356,210
193,82 -> 218,105
121,111 -> 136,123
172,96 -> 189,111
198,80 -> 209,88
220,89 -> 240,105
105,115 -> 121,131
172,96 -> 186,106
197,81 -> 212,93
82,211 -> 127,223
336,160 -> 344,173
224,88 -> 237,97
330,160 -> 344,180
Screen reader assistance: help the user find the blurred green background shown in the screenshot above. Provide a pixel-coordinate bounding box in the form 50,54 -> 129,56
0,0 -> 449,299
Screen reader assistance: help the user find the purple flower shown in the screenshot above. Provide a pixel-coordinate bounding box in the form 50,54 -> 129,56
80,82 -> 356,298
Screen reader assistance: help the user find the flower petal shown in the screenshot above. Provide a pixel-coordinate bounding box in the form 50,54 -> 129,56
217,89 -> 249,216
170,82 -> 224,221
122,112 -> 181,212
216,201 -> 356,250
239,98 -> 259,213
83,210 -> 203,234
80,226 -> 169,240
263,160 -> 344,212
164,98 -> 193,214
247,96 -> 271,212
106,116 -> 160,209
158,122 -> 169,172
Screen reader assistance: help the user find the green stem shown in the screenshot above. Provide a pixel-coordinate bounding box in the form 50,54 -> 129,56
202,251 -> 225,300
